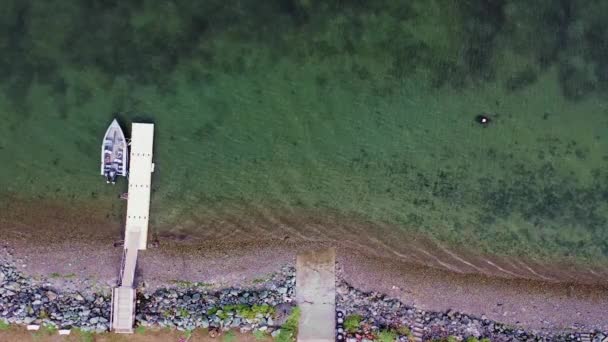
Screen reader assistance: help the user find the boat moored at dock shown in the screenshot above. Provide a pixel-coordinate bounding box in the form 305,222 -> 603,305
101,119 -> 128,184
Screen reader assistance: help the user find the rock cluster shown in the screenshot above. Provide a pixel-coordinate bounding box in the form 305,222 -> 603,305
0,263 -> 295,334
136,268 -> 296,333
0,264 -> 111,332
336,281 -> 606,341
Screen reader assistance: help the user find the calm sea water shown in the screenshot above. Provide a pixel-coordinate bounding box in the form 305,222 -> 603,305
0,1 -> 607,263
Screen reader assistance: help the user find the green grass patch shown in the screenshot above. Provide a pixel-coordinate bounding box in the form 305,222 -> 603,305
135,325 -> 146,334
253,329 -> 269,340
33,323 -> 58,339
215,303 -> 275,320
171,280 -> 213,288
223,330 -> 236,342
49,272 -> 76,279
72,328 -> 94,342
217,310 -> 229,320
252,304 -> 274,316
275,306 -> 300,342
377,329 -> 397,342
162,309 -> 174,318
179,307 -> 190,318
0,320 -> 9,330
344,314 -> 362,333
38,310 -> 49,319
43,324 -> 58,334
397,326 -> 412,337
462,338 -> 490,342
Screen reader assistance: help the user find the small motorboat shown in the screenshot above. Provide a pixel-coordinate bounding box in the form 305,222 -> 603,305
101,119 -> 128,184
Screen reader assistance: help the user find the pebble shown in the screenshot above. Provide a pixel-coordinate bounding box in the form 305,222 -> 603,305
46,291 -> 58,301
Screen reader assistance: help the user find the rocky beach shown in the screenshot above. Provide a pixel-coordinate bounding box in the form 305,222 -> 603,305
2,199 -> 608,341
2,255 -> 608,341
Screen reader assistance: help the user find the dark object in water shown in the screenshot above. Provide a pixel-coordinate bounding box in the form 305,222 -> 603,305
475,114 -> 491,126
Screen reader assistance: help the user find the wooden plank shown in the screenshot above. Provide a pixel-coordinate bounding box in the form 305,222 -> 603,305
120,230 -> 140,287
296,248 -> 336,342
112,287 -> 135,333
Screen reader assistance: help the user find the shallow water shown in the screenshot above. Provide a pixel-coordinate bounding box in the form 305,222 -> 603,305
0,1 -> 607,266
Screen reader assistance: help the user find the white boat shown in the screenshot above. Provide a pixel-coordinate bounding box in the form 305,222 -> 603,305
101,119 -> 128,184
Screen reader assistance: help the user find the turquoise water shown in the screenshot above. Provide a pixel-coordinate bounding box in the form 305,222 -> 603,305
0,1 -> 607,264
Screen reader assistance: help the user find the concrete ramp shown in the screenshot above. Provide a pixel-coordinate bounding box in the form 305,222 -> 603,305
296,248 -> 336,342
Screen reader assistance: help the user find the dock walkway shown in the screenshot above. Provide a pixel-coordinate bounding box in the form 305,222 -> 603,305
110,123 -> 154,333
296,248 -> 336,342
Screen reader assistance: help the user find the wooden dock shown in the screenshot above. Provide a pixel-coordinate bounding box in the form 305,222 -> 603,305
111,123 -> 154,334
124,123 -> 155,251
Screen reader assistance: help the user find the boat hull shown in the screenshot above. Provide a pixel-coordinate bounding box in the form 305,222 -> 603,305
101,119 -> 128,179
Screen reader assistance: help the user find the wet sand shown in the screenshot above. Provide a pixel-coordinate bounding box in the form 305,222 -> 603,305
1,198 -> 608,333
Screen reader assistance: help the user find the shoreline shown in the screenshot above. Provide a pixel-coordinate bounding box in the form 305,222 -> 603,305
1,258 -> 607,341
1,199 -> 608,336
2,235 -> 608,335
2,196 -> 607,286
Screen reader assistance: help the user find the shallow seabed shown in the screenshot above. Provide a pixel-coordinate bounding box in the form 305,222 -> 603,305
0,1 -> 607,266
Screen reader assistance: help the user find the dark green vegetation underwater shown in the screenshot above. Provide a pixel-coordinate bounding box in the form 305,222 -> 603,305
0,0 -> 607,263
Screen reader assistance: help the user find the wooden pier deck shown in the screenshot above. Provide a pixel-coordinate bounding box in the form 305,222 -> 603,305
111,123 -> 154,334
